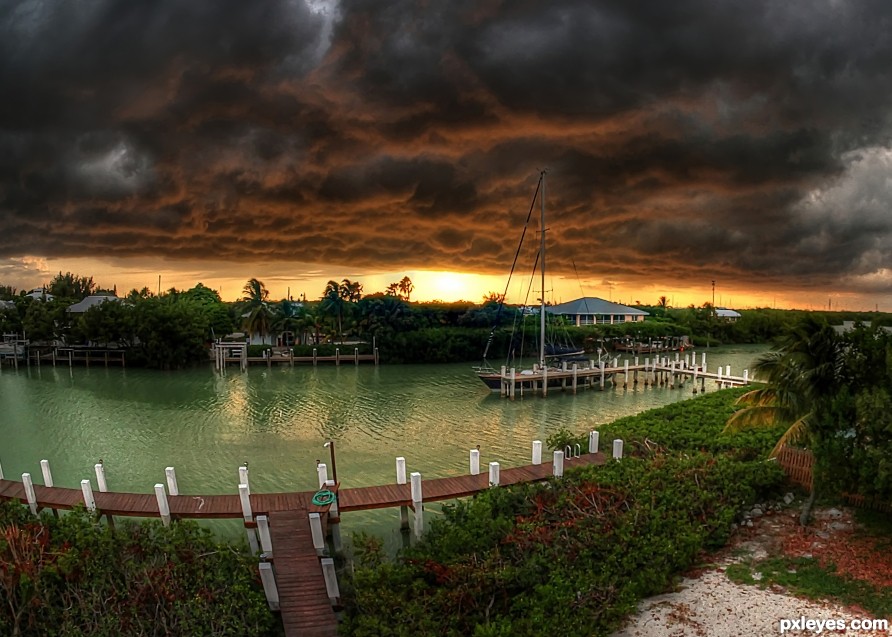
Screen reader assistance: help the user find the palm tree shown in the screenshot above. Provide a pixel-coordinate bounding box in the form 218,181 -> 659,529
398,276 -> 414,302
723,316 -> 842,524
240,278 -> 272,344
321,280 -> 345,342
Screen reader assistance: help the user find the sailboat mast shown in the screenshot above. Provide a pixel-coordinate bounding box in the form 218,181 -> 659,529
539,170 -> 546,369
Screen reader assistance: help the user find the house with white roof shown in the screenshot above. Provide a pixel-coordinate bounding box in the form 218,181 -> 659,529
546,297 -> 649,325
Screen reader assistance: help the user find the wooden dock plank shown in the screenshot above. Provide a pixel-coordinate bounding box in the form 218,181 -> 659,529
269,508 -> 339,637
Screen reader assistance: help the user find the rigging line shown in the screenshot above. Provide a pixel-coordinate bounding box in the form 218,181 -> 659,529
511,249 -> 541,367
572,259 -> 592,316
482,174 -> 543,361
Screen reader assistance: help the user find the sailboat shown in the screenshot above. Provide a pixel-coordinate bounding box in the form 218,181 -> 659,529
474,171 -> 612,395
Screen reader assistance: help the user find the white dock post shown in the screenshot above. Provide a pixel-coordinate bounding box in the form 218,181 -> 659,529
40,459 -> 53,487
470,449 -> 480,475
744,369 -> 749,383
600,360 -> 606,389
572,363 -> 578,393
396,457 -> 407,484
154,483 -> 171,526
238,483 -> 253,521
693,365 -> 699,394
259,562 -> 280,610
321,557 -> 340,604
613,439 -> 624,460
165,467 -> 179,496
623,360 -> 629,388
489,462 -> 500,486
717,366 -> 723,386
589,430 -> 600,454
309,512 -> 325,555
725,365 -> 731,379
413,506 -> 425,539
410,472 -> 422,505
22,473 -> 38,515
256,515 -> 273,554
500,365 -> 507,397
541,366 -> 548,396
95,463 -> 108,492
553,450 -> 564,478
317,462 -> 328,489
701,352 -> 707,372
532,440 -> 542,465
239,465 -> 250,494
80,479 -> 96,512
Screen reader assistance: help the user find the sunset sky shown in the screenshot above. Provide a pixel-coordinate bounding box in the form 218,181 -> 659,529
2,0 -> 891,310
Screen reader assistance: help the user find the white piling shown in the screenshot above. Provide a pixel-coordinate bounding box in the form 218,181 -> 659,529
701,352 -> 707,372
154,483 -> 171,526
725,364 -> 731,378
553,450 -> 564,478
396,457 -> 407,485
321,557 -> 340,603
80,479 -> 96,512
22,473 -> 37,515
165,467 -> 179,496
40,459 -> 53,488
239,466 -> 250,494
256,515 -> 273,554
623,360 -> 629,388
259,562 -> 280,610
317,463 -> 328,489
744,369 -> 749,383
309,512 -> 325,555
410,472 -> 422,504
489,462 -> 500,486
532,440 -> 542,465
413,506 -> 425,539
94,463 -> 108,492
588,430 -> 600,454
613,439 -> 624,460
469,449 -> 480,475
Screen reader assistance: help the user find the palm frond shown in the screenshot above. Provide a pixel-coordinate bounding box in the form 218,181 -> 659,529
769,416 -> 811,457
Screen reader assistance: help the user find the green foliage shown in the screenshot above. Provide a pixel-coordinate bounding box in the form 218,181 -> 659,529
0,503 -> 274,637
727,557 -> 892,618
342,453 -> 783,637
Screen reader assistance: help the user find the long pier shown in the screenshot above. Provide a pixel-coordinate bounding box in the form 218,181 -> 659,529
0,443 -> 609,636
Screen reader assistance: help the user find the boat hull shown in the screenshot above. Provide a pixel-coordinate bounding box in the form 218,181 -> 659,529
476,368 -> 615,393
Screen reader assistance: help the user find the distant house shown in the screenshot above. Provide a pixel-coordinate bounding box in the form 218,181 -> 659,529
0,300 -> 15,311
546,297 -> 649,325
25,288 -> 55,301
66,295 -> 120,314
834,320 -> 892,335
715,308 -> 742,322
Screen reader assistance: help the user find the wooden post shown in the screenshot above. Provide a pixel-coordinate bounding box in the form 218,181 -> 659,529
553,450 -> 564,478
313,348 -> 318,366
488,462 -> 500,487
154,483 -> 171,526
509,368 -> 516,399
256,515 -> 273,555
532,440 -> 542,465
613,439 -> 624,460
701,352 -> 707,373
500,365 -> 507,397
335,348 -> 340,366
572,363 -> 578,393
633,356 -> 639,385
396,457 -> 406,485
22,473 -> 37,515
165,467 -> 179,496
95,463 -> 108,492
744,369 -> 749,383
80,479 -> 96,512
259,562 -> 280,610
239,466 -> 250,494
40,459 -> 54,487
623,360 -> 629,388
469,449 -> 480,475
321,557 -> 340,605
600,360 -> 605,389
374,347 -> 379,365
354,347 -> 359,366
410,472 -> 422,505
589,430 -> 599,454
317,463 -> 328,489
541,366 -> 548,397
309,512 -> 325,556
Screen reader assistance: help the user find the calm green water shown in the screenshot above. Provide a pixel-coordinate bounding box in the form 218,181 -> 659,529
0,345 -> 765,539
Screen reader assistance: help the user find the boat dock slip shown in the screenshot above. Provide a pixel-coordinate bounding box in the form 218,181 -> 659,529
0,446 -> 609,637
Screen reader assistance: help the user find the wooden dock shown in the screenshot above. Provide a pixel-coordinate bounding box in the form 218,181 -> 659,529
0,449 -> 609,637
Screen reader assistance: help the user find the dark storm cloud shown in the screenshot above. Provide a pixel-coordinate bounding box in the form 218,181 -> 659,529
1,0 -> 892,297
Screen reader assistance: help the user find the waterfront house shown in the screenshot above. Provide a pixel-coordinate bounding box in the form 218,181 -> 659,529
715,308 -> 742,322
546,297 -> 649,326
66,294 -> 120,314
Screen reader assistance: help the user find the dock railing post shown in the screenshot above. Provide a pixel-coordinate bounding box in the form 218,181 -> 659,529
309,512 -> 325,556
258,562 -> 280,610
553,450 -> 564,478
239,465 -> 250,494
40,459 -> 54,488
572,363 -> 578,393
22,473 -> 38,515
588,430 -> 599,454
532,440 -> 542,465
469,449 -> 480,475
165,467 -> 179,496
256,515 -> 273,555
410,472 -> 422,506
239,483 -> 259,554
95,463 -> 108,492
154,483 -> 171,527
623,360 -> 629,388
744,369 -> 749,383
80,479 -> 96,512
509,367 -> 516,399
395,457 -> 406,485
613,439 -> 624,461
489,462 -> 500,487
321,557 -> 341,605
317,463 -> 328,489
